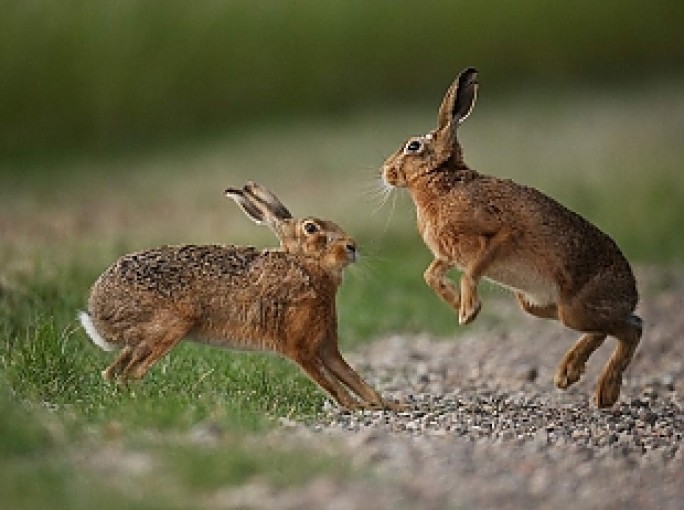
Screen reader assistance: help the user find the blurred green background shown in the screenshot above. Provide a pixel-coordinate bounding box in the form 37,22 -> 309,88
1,0 -> 683,157
2,0 -> 684,333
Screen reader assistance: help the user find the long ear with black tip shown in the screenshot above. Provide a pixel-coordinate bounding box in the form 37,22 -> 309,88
225,187 -> 267,224
243,181 -> 293,221
437,67 -> 479,130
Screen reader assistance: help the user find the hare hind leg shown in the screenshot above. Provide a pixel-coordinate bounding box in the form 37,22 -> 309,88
515,292 -> 602,390
114,316 -> 193,381
516,293 -> 558,320
123,327 -> 190,380
557,290 -> 641,407
516,293 -> 598,389
102,346 -> 134,381
555,333 -> 607,390
594,315 -> 642,408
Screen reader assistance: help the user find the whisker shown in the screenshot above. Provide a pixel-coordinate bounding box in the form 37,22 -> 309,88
359,174 -> 389,201
371,188 -> 392,216
352,173 -> 400,259
362,174 -> 393,214
348,253 -> 383,285
379,188 -> 398,237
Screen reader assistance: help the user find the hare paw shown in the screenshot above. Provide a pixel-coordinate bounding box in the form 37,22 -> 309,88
458,298 -> 481,325
383,400 -> 412,412
554,359 -> 585,390
335,398 -> 365,411
595,371 -> 622,408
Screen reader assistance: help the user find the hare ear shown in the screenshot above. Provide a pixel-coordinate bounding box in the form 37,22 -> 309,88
225,187 -> 267,224
226,182 -> 293,240
437,67 -> 479,130
243,182 -> 293,221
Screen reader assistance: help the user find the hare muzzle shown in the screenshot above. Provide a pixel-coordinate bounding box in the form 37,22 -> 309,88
345,242 -> 357,263
381,166 -> 399,188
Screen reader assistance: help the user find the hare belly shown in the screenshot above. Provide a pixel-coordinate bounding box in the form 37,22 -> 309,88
190,323 -> 280,351
484,262 -> 558,306
190,334 -> 268,351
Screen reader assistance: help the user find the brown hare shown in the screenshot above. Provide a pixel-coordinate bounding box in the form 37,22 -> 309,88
382,67 -> 642,407
80,182 -> 399,410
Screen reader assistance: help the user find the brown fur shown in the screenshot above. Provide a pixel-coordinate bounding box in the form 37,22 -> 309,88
382,67 -> 642,408
81,182 -> 400,411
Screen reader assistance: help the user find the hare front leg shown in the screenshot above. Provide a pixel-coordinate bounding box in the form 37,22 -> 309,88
319,343 -> 407,411
424,259 -> 460,312
292,352 -> 364,410
459,228 -> 515,324
458,274 -> 482,325
424,257 -> 481,325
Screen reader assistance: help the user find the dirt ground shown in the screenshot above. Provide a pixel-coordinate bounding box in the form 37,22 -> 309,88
219,266 -> 683,509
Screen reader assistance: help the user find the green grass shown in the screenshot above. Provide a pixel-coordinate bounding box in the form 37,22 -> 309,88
0,377 -> 356,510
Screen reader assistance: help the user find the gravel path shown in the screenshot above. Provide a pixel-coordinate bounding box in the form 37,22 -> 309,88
225,268 -> 683,509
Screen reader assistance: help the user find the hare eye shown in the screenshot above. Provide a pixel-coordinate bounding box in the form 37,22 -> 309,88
405,139 -> 423,154
303,222 -> 319,234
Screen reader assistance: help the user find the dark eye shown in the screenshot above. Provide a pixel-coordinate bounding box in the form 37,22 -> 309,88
303,221 -> 319,234
405,139 -> 422,153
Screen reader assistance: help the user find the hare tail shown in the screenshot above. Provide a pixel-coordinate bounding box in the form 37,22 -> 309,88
78,311 -> 116,351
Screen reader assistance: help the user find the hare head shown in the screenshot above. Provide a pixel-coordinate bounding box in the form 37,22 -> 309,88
383,67 -> 478,188
225,182 -> 357,278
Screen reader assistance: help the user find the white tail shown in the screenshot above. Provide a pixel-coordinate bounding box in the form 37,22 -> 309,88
78,311 -> 116,351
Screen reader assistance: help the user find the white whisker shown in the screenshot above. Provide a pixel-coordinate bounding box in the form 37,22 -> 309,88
371,187 -> 392,216
362,173 -> 392,215
355,171 -> 400,251
359,174 -> 389,200
380,188 -> 398,236
348,252 -> 383,286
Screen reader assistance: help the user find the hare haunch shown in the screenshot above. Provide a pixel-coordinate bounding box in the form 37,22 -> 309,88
80,182 -> 399,410
382,67 -> 642,407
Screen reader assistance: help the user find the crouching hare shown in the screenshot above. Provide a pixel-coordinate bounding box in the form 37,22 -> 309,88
382,67 -> 642,407
80,182 -> 400,410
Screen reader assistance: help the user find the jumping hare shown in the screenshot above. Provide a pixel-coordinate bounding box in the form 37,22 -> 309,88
80,182 -> 399,411
382,67 -> 642,407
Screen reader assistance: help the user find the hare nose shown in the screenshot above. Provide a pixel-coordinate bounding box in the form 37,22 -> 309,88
345,243 -> 357,260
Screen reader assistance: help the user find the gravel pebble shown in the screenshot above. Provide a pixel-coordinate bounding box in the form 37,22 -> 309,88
249,268 -> 684,509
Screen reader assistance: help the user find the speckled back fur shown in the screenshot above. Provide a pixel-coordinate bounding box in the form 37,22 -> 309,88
87,245 -> 319,350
